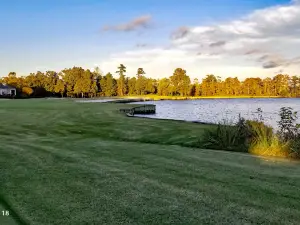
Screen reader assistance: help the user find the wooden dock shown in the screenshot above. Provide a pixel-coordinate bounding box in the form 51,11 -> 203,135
120,104 -> 156,116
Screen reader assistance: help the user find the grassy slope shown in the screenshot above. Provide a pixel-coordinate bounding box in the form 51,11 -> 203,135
0,204 -> 18,225
0,99 -> 300,225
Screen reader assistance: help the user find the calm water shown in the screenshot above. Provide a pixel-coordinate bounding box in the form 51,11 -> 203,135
77,99 -> 122,103
130,98 -> 300,128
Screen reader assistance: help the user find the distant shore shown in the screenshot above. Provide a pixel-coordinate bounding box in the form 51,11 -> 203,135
75,95 -> 290,104
122,95 -> 284,101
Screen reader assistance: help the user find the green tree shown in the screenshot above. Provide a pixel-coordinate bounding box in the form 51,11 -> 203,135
3,63 -> 300,99
44,71 -> 58,94
137,68 -> 145,78
242,78 -> 250,96
273,74 -> 289,96
241,78 -> 262,96
2,72 -> 20,88
145,78 -> 156,94
193,78 -> 201,96
224,77 -> 240,96
169,68 -> 191,96
201,74 -> 218,96
157,78 -> 171,96
128,77 -> 137,95
35,71 -> 47,88
183,76 -> 191,96
136,76 -> 147,95
100,73 -> 117,97
54,79 -> 65,97
73,79 -> 85,97
62,67 -> 85,97
262,77 -> 272,96
93,67 -> 102,95
289,75 -> 300,97
116,64 -> 127,96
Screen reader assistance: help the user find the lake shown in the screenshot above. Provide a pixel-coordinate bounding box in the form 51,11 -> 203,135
77,98 -> 122,103
130,98 -> 300,128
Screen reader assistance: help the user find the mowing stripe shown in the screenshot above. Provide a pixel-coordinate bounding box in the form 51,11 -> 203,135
0,194 -> 29,225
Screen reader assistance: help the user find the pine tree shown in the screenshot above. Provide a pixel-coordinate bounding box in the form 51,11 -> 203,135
116,64 -> 127,96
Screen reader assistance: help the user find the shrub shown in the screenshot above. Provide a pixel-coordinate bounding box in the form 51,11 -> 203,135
246,120 -> 274,145
22,87 -> 34,96
200,107 -> 300,159
200,120 -> 247,152
246,120 -> 289,157
277,107 -> 300,159
277,107 -> 300,141
289,138 -> 300,159
235,109 -> 294,158
236,111 -> 273,146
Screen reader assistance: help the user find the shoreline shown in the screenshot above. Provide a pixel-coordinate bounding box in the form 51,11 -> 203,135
129,115 -> 217,126
116,99 -> 217,125
122,95 -> 292,101
6,95 -> 299,101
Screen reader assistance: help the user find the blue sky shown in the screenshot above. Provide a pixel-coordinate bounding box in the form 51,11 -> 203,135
0,0 -> 298,79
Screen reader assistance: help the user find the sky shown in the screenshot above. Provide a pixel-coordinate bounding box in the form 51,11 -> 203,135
0,0 -> 299,80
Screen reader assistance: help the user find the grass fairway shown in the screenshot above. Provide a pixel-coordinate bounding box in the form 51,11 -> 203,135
0,204 -> 19,225
0,99 -> 300,225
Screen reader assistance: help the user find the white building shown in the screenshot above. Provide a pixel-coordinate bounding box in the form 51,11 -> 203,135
0,83 -> 16,96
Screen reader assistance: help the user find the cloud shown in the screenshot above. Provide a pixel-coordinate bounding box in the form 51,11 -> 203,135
258,54 -> 300,69
274,69 -> 284,74
262,61 -> 281,69
99,48 -> 223,79
99,1 -> 300,79
172,1 -> 300,68
171,26 -> 190,40
244,49 -> 262,55
209,41 -> 226,47
102,15 -> 152,32
135,43 -> 148,48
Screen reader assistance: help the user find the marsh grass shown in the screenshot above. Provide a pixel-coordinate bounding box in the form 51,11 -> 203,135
249,135 -> 290,158
202,107 -> 300,159
247,120 -> 290,158
200,120 -> 248,152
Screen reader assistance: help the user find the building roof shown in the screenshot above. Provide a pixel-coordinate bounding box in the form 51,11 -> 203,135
0,83 -> 16,89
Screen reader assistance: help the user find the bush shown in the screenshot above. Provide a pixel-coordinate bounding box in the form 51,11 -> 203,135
246,120 -> 274,144
246,120 -> 289,157
276,107 -> 300,159
22,87 -> 34,96
235,116 -> 288,157
200,120 -> 248,152
289,138 -> 300,159
277,107 -> 300,141
275,107 -> 300,158
200,107 -> 300,159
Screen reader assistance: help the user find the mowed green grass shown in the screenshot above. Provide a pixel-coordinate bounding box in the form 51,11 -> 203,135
0,99 -> 300,225
0,204 -> 19,225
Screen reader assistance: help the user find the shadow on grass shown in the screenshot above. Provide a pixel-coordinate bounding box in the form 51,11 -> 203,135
0,194 -> 29,225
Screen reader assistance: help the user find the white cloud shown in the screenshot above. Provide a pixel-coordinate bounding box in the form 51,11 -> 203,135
99,48 -> 223,79
100,0 -> 300,80
174,1 -> 300,60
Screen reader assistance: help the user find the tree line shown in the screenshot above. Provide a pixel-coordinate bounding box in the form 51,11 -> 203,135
1,64 -> 300,98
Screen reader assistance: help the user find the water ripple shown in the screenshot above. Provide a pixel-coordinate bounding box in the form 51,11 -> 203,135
130,98 -> 300,128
